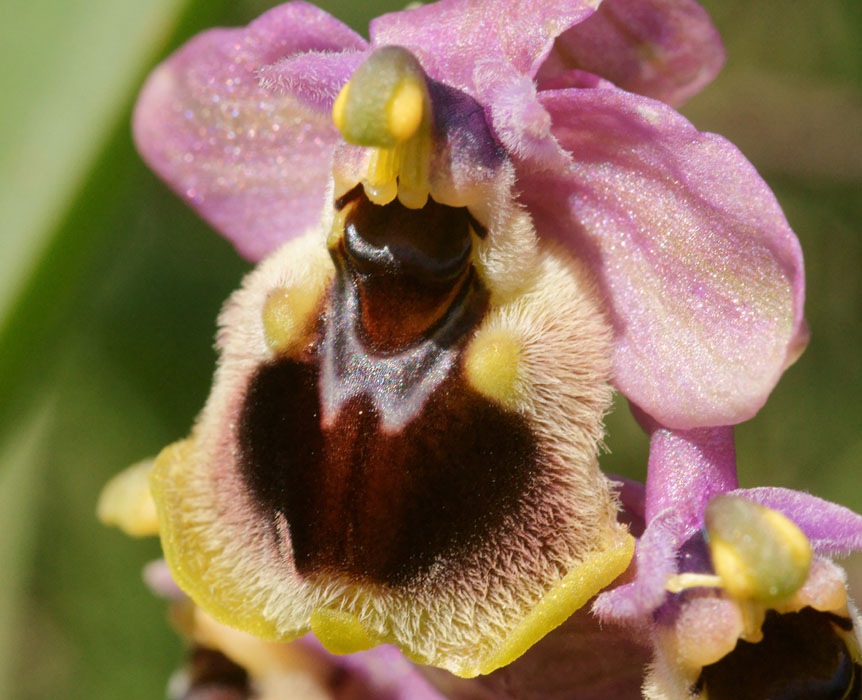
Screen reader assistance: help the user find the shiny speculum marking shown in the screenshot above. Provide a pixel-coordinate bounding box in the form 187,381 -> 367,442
240,192 -> 538,587
698,608 -> 861,700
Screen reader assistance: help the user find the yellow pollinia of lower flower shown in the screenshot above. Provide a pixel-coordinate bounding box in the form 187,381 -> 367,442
332,46 -> 432,209
666,494 -> 814,659
704,495 -> 811,607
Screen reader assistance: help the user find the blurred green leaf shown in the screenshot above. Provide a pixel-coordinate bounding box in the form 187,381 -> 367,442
17,338 -> 184,700
0,397 -> 54,700
0,0 -> 193,326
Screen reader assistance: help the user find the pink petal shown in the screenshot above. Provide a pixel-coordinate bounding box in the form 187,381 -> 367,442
644,425 -> 738,530
369,0 -> 599,96
142,559 -> 186,600
536,68 -> 618,92
734,487 -> 862,556
477,65 -> 570,168
593,508 -> 686,623
537,0 -> 725,106
258,49 -> 366,111
133,2 -> 367,262
612,475 -> 647,523
520,88 -> 806,429
595,426 -> 736,623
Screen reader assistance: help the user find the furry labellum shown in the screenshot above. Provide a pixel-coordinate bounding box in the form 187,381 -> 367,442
150,81 -> 633,673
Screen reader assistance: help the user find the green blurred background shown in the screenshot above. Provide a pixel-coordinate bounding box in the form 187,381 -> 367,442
0,1 -> 859,698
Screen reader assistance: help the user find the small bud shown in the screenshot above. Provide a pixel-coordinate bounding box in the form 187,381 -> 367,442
705,495 -> 811,605
97,458 -> 159,537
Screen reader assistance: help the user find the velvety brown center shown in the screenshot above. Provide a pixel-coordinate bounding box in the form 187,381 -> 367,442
698,608 -> 860,700
239,193 -> 539,587
341,187 -> 479,351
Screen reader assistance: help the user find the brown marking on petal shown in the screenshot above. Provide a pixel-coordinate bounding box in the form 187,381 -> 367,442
334,182 -> 365,211
699,607 -> 860,700
824,611 -> 856,632
352,266 -> 472,351
466,210 -> 487,239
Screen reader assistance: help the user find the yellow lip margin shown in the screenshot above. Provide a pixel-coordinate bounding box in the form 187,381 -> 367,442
150,437 -> 287,641
474,533 -> 635,677
151,437 -> 635,677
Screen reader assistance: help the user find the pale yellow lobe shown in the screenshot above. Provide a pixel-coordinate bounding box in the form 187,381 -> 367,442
464,330 -> 523,406
262,285 -> 320,355
97,458 -> 159,537
150,438 -> 283,641
190,606 -> 347,700
331,81 -> 350,134
669,596 -> 745,670
779,558 -> 849,615
386,80 -> 424,143
309,608 -> 379,655
791,579 -> 848,616
193,607 -> 325,677
477,534 -> 635,677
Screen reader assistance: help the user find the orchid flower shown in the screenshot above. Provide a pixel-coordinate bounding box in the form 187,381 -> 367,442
99,0 -> 809,682
595,422 -> 862,699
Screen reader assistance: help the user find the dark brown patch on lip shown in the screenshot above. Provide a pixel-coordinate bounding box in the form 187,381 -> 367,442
239,193 -> 539,587
698,607 -> 860,700
240,357 -> 537,586
334,183 -> 364,211
342,194 -> 473,283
